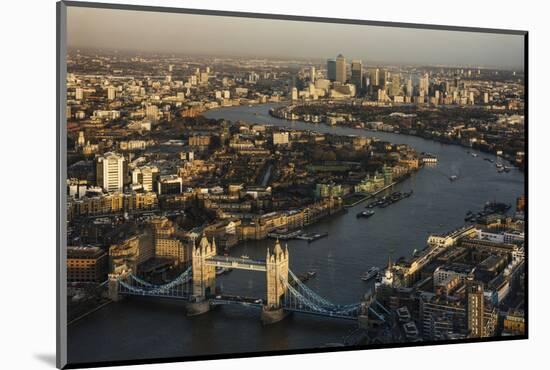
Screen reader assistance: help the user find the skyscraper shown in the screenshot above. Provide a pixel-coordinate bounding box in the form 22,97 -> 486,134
382,70 -> 390,87
419,73 -> 430,96
406,77 -> 413,97
335,54 -> 346,84
310,66 -> 316,83
369,68 -> 380,87
466,279 -> 485,338
327,59 -> 336,81
350,60 -> 363,91
391,73 -> 401,97
96,152 -> 126,193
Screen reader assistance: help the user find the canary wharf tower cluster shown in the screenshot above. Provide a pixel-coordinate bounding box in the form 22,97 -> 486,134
63,5 -> 526,365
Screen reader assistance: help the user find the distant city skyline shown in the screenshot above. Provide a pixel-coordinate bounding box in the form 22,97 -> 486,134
67,7 -> 525,70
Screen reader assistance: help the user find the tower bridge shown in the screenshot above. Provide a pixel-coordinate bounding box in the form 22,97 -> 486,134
109,235 -> 387,325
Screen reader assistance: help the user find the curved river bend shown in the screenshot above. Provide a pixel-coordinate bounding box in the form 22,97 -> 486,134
68,103 -> 524,364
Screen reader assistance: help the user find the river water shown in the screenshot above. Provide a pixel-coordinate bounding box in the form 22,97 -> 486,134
68,103 -> 524,364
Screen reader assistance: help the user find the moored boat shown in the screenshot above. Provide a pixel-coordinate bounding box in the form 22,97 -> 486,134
361,267 -> 380,281
357,210 -> 375,218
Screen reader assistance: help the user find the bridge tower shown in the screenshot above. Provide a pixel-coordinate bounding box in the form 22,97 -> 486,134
192,234 -> 217,299
187,234 -> 216,316
107,265 -> 131,302
262,239 -> 289,324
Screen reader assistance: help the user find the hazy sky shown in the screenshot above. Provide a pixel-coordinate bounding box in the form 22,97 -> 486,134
67,7 -> 524,69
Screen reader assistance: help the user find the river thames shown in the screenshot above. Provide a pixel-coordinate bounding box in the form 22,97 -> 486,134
68,103 -> 525,364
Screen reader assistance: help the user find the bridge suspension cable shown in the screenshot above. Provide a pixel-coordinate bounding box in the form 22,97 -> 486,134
287,270 -> 362,311
127,266 -> 192,289
281,274 -> 361,317
117,266 -> 193,297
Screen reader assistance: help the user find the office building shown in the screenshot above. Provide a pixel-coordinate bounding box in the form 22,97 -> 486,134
107,85 -> 116,100
150,217 -> 190,265
67,246 -> 108,283
350,60 -> 363,91
156,238 -> 189,265
291,87 -> 298,101
273,132 -> 290,145
157,175 -> 183,195
391,73 -> 401,97
467,279 -> 485,338
96,152 -> 126,193
419,73 -> 430,96
420,295 -> 467,340
132,165 -> 159,192
146,104 -> 159,121
406,77 -> 413,97
369,68 -> 380,87
335,54 -> 346,83
327,59 -> 336,81
189,135 -> 211,148
109,232 -> 155,272
75,87 -> 83,100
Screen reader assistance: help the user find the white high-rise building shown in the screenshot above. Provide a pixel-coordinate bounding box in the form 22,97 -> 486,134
96,152 -> 125,193
107,86 -> 116,100
406,78 -> 413,97
419,73 -> 430,96
310,66 -> 316,82
369,68 -> 380,87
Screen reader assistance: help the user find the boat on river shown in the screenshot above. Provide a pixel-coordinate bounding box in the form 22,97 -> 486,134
361,267 -> 380,281
357,210 -> 375,218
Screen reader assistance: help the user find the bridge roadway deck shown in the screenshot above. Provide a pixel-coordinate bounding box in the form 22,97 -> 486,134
119,290 -> 364,321
209,294 -> 264,307
205,256 -> 267,272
